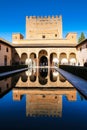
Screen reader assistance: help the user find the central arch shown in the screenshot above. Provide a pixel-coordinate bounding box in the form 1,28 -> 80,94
39,56 -> 48,66
39,50 -> 48,66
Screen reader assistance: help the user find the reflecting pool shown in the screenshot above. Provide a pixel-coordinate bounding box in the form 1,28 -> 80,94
0,67 -> 87,130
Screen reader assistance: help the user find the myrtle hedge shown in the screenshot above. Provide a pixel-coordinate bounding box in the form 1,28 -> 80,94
0,65 -> 28,73
59,65 -> 87,80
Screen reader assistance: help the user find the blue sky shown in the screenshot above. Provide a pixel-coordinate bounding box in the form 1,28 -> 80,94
0,0 -> 87,42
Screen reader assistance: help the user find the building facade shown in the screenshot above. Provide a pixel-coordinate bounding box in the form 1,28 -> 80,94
12,15 -> 77,66
76,39 -> 87,66
0,38 -> 12,66
0,15 -> 87,67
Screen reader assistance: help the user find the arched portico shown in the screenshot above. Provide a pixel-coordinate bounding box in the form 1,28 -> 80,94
69,53 -> 76,65
39,50 -> 48,66
21,53 -> 28,65
50,53 -> 58,66
30,53 -> 37,67
14,53 -> 20,65
59,53 -> 68,65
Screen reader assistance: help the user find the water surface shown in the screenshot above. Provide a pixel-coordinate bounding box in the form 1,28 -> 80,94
0,68 -> 87,130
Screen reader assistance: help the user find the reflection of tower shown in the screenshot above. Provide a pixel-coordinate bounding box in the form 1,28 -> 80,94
13,88 -> 77,117
26,94 -> 62,117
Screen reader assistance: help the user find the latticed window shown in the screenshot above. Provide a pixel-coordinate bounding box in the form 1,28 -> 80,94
55,34 -> 57,37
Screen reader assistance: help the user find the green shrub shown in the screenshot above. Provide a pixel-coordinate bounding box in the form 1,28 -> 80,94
0,65 -> 28,73
59,65 -> 87,80
84,62 -> 87,67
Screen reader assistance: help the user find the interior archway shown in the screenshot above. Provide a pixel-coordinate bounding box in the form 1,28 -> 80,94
39,56 -> 48,66
39,50 -> 48,66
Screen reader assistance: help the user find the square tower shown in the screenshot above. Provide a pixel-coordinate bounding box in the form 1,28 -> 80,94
26,15 -> 62,39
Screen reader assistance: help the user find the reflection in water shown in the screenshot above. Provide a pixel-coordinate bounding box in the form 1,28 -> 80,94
0,72 -> 21,98
21,72 -> 28,82
39,76 -> 48,85
39,68 -> 48,78
59,74 -> 66,82
13,88 -> 76,117
12,67 -> 77,117
0,78 -> 12,97
0,67 -> 87,130
26,94 -> 62,117
14,68 -> 73,87
50,69 -> 58,82
39,68 -> 48,85
30,75 -> 36,82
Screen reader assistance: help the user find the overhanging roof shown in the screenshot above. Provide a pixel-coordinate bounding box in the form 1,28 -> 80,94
0,38 -> 13,47
76,39 -> 87,47
12,43 -> 76,48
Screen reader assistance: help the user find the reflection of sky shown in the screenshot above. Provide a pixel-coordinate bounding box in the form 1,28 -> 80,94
0,0 -> 87,42
0,70 -> 87,129
0,89 -> 87,129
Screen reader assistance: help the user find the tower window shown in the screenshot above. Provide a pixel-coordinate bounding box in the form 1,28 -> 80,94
42,35 -> 45,38
55,34 -> 57,37
15,36 -> 17,39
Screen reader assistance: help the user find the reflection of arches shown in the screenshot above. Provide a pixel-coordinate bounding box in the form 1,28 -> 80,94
50,69 -> 57,82
59,53 -> 68,64
39,50 -> 48,66
39,77 -> 48,85
39,68 -> 48,78
59,75 -> 66,82
21,53 -> 27,64
39,68 -> 48,85
39,56 -> 48,66
30,53 -> 37,67
69,53 -> 76,65
50,53 -> 58,66
30,75 -> 36,82
21,73 -> 28,82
